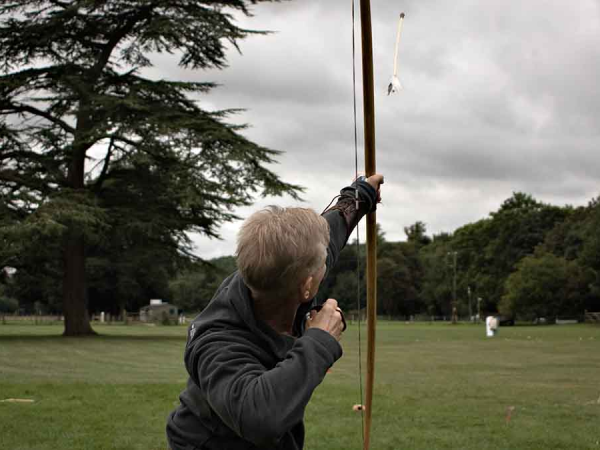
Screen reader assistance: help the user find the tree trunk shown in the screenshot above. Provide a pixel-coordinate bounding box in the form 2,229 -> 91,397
63,233 -> 95,336
62,105 -> 96,336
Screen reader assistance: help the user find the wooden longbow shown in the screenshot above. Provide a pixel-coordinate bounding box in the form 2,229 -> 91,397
358,1 -> 377,449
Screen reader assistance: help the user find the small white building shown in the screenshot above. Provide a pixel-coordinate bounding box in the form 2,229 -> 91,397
139,299 -> 180,324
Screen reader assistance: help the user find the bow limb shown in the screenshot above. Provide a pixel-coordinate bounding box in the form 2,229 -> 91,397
359,1 -> 377,449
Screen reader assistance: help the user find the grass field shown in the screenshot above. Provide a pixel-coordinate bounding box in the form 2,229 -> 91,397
1,322 -> 599,450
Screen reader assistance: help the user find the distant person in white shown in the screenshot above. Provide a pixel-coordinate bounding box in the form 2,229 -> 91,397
486,316 -> 498,337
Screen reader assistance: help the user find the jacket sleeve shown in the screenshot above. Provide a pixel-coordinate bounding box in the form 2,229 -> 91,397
185,328 -> 342,448
292,179 -> 378,336
323,179 -> 378,274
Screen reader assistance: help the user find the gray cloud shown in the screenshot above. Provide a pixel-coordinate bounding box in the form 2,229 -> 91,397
144,0 -> 600,257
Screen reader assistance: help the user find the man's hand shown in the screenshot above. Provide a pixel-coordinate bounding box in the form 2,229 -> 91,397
366,173 -> 384,203
306,298 -> 345,341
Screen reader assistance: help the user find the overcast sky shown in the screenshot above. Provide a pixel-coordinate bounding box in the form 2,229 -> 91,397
151,0 -> 600,259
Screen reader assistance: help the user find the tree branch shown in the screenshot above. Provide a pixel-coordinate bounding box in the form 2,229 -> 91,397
0,169 -> 48,195
48,0 -> 70,8
93,136 -> 115,192
1,103 -> 75,134
109,134 -> 143,149
89,5 -> 156,81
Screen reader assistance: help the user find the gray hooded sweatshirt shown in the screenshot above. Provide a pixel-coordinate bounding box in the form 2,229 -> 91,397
166,180 -> 377,450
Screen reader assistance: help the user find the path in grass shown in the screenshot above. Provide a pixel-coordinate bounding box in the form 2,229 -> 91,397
1,323 -> 599,450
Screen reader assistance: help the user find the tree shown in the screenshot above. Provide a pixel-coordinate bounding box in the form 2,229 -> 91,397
169,270 -> 214,313
577,198 -> 600,309
404,221 -> 431,247
540,195 -> 600,311
329,271 -> 360,312
86,237 -> 180,316
319,225 -> 387,313
378,255 -> 418,318
0,1 -> 300,335
449,219 -> 498,316
1,231 -> 64,314
318,240 -> 360,308
419,233 -> 453,316
499,251 -> 593,320
0,283 -> 18,323
169,256 -> 236,313
376,238 -> 423,318
466,192 -> 568,310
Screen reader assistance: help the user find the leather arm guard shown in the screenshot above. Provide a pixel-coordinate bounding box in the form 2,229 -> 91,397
323,179 -> 379,240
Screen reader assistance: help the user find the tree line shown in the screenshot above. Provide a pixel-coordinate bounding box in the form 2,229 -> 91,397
170,192 -> 600,321
3,191 -> 599,323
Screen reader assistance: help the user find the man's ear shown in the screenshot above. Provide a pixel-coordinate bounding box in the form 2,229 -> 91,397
300,276 -> 313,303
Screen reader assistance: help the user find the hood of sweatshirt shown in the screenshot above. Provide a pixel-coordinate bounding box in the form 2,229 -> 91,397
186,271 -> 296,361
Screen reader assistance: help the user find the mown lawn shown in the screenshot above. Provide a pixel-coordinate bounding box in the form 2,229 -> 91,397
1,322 -> 599,449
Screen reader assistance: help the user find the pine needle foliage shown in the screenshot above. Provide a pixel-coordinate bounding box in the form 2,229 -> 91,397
0,0 -> 301,335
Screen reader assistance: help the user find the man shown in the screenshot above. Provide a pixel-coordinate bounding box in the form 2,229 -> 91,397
167,174 -> 384,449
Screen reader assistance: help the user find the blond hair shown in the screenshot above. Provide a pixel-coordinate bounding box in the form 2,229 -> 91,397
236,206 -> 330,295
